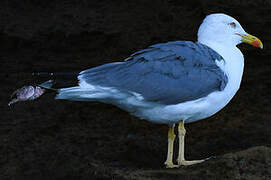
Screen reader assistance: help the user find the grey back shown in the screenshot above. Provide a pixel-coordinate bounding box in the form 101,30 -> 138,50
79,41 -> 228,105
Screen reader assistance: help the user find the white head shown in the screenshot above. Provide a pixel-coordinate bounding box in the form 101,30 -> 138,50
197,13 -> 263,49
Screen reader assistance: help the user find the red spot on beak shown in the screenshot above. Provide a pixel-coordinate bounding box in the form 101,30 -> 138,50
252,40 -> 261,47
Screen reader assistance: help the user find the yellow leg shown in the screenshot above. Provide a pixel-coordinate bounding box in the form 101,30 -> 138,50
164,125 -> 179,168
177,121 -> 206,166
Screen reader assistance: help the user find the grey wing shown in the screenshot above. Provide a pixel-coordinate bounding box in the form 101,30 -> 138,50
79,41 -> 228,105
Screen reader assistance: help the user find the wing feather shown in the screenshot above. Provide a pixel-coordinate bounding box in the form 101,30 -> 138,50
79,41 -> 228,105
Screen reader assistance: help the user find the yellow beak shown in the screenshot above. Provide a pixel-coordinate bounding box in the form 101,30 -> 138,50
237,33 -> 263,49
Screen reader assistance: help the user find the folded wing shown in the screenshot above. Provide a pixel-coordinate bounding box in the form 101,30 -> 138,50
79,41 -> 228,105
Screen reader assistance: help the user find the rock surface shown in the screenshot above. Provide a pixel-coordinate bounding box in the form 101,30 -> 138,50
119,146 -> 271,180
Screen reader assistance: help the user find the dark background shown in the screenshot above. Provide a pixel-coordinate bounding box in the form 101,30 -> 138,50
0,0 -> 271,179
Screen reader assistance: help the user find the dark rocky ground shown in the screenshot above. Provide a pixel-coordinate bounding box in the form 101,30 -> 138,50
0,0 -> 271,179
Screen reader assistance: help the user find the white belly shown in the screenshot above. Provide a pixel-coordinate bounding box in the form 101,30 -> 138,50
133,86 -> 238,124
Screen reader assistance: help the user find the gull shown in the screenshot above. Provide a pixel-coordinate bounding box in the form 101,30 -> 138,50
38,13 -> 263,168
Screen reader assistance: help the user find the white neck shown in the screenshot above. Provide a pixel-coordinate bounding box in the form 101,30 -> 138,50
199,40 -> 244,97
